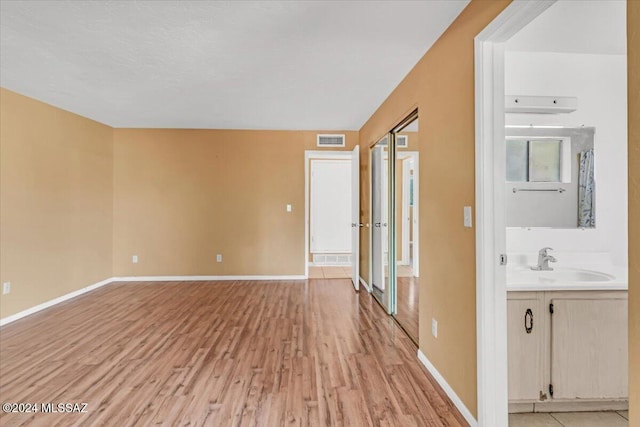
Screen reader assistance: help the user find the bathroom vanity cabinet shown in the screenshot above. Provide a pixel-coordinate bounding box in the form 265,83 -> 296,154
507,290 -> 628,412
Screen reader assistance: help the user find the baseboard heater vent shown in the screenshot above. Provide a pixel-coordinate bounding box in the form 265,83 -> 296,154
312,254 -> 352,266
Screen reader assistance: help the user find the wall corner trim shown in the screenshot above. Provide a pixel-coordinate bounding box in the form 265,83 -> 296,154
112,275 -> 307,282
417,349 -> 478,427
0,277 -> 115,327
359,276 -> 371,292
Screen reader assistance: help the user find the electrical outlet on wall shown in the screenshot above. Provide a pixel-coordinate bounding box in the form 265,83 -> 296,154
216,254 -> 223,263
2,282 -> 10,295
432,318 -> 438,338
286,204 -> 292,212
132,255 -> 138,264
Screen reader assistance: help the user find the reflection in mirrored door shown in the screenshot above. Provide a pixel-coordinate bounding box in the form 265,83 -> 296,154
393,114 -> 419,343
371,136 -> 391,312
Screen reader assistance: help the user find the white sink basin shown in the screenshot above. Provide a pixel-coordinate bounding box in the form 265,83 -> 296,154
508,267 -> 615,284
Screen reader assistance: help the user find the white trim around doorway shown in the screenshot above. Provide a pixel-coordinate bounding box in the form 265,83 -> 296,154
398,151 -> 419,277
304,150 -> 352,279
474,1 -> 556,426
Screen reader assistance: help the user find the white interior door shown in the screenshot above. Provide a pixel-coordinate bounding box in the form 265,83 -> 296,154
401,157 -> 411,266
310,160 -> 351,254
372,147 -> 383,291
351,145 -> 360,290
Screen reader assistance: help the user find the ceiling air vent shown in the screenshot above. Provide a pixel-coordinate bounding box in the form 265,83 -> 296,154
376,135 -> 407,148
317,134 -> 345,147
397,135 -> 408,148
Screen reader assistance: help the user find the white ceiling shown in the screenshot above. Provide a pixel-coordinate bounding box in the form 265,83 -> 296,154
0,1 -> 469,130
506,0 -> 626,55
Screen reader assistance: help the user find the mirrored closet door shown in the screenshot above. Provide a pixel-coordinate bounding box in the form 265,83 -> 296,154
392,113 -> 419,344
369,110 -> 419,332
371,136 -> 392,312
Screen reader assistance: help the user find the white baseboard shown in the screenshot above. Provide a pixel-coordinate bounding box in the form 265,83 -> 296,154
308,263 -> 352,267
359,276 -> 371,292
112,275 -> 307,282
0,275 -> 308,327
0,277 -> 114,327
417,349 -> 477,427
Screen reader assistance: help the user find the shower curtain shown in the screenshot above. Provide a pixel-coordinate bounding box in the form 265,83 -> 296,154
578,148 -> 595,227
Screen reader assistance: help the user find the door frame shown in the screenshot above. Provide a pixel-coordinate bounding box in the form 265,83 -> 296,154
401,157 -> 410,266
398,151 -> 420,277
304,150 -> 352,278
474,1 -> 555,426
366,143 -> 375,293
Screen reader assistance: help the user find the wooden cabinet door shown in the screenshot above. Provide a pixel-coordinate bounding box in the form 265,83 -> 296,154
507,296 -> 545,401
550,298 -> 628,399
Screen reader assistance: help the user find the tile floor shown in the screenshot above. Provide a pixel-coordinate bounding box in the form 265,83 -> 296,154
308,266 -> 351,279
509,411 -> 628,426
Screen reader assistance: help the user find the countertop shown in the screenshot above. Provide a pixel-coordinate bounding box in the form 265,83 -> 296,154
506,265 -> 628,292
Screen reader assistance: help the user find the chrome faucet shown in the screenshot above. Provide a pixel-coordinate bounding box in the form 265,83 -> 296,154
532,247 -> 556,271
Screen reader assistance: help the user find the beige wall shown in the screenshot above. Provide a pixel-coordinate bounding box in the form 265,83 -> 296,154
358,0 -> 639,420
628,2 -> 639,425
0,88 -> 113,318
1,1 -> 637,422
112,129 -> 357,277
358,0 -> 511,417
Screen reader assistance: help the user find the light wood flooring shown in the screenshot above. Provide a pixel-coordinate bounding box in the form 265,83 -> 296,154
0,279 -> 466,426
395,277 -> 419,344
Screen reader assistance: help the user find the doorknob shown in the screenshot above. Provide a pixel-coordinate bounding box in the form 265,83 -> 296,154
351,223 -> 365,227
359,223 -> 364,227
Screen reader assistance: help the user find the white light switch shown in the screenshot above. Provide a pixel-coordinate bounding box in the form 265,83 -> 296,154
3,282 -> 10,295
463,206 -> 472,228
216,254 -> 223,263
286,204 -> 292,212
432,319 -> 438,338
132,255 -> 138,264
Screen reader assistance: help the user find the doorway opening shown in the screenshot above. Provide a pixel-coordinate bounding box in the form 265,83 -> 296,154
304,148 -> 360,290
475,1 -> 628,426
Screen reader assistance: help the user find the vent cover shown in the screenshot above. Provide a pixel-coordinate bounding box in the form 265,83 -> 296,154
397,135 -> 408,148
317,134 -> 345,147
312,254 -> 352,266
377,135 -> 407,148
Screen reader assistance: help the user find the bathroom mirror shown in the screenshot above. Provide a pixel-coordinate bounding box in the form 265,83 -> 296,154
505,126 -> 595,228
